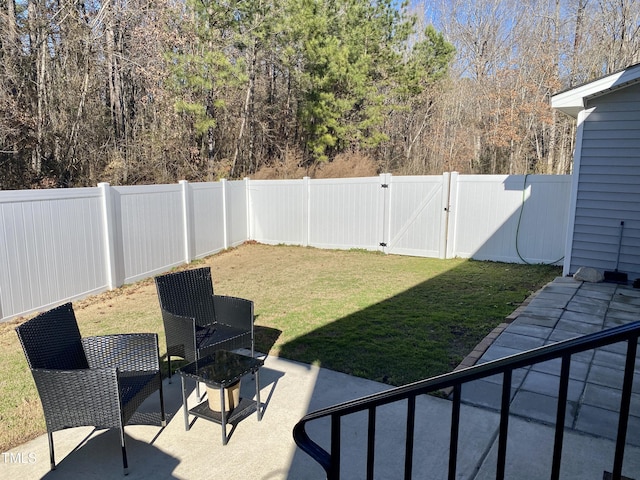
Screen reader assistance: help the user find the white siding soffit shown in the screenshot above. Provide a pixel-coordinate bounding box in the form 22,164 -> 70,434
551,63 -> 640,118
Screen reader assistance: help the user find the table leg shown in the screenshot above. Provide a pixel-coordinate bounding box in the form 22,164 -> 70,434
220,386 -> 228,445
255,368 -> 262,421
181,376 -> 190,431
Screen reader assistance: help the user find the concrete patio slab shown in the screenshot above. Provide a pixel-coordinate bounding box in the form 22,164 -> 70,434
0,354 -> 394,480
473,416 -> 640,480
464,276 -> 640,476
0,354 -> 505,480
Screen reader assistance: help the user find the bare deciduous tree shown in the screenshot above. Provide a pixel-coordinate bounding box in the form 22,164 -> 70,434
0,0 -> 637,188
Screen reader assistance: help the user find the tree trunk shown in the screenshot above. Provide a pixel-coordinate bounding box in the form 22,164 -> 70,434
66,47 -> 91,164
35,15 -> 47,174
231,41 -> 257,177
247,42 -> 257,174
3,0 -> 19,59
570,0 -> 586,86
106,11 -> 124,137
546,0 -> 561,174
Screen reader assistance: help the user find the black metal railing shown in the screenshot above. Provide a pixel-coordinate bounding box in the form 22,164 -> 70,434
293,321 -> 640,480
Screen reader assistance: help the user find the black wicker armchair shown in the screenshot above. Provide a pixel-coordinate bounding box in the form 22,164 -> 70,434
154,266 -> 254,381
15,302 -> 166,474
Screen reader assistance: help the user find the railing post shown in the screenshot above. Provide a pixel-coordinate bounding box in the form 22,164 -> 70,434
404,395 -> 416,479
496,369 -> 512,480
612,336 -> 638,479
551,354 -> 571,480
448,384 -> 461,480
367,407 -> 376,480
330,415 -> 341,480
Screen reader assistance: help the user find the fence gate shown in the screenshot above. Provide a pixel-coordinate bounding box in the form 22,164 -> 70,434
383,174 -> 449,258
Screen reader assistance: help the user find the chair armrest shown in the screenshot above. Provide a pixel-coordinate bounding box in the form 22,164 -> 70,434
212,295 -> 254,332
159,309 -> 199,359
82,334 -> 160,372
31,367 -> 122,430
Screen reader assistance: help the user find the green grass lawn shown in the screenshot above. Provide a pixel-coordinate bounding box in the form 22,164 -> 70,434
0,243 -> 561,452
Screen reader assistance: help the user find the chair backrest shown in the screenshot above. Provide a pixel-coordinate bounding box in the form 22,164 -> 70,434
15,302 -> 89,370
155,267 -> 217,326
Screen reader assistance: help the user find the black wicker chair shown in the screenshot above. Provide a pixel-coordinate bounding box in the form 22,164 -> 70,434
154,266 -> 254,383
15,302 -> 166,475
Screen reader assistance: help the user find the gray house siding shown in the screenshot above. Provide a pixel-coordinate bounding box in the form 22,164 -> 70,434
569,85 -> 640,281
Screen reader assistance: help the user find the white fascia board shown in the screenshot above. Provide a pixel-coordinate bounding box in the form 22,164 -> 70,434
551,64 -> 640,118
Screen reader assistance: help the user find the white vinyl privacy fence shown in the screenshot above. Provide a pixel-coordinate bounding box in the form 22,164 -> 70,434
0,173 -> 570,321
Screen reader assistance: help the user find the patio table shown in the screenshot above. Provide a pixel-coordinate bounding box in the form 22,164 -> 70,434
176,350 -> 263,445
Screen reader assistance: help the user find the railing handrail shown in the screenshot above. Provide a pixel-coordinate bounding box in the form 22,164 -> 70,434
293,320 -> 640,479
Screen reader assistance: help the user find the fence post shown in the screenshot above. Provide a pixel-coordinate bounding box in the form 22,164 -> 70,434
99,182 -> 119,289
244,177 -> 252,241
446,172 -> 459,259
221,179 -> 229,250
303,176 -> 311,247
180,180 -> 194,263
440,173 -> 451,259
380,173 -> 391,253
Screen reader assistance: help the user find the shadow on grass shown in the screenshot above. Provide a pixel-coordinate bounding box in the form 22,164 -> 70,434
254,324 -> 283,355
279,261 -> 560,387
